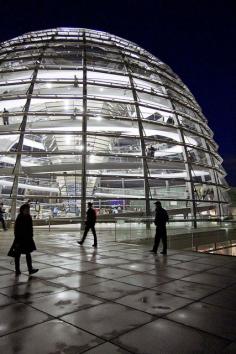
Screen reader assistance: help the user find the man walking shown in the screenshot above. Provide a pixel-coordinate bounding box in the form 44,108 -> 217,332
78,202 -> 97,247
150,201 -> 169,255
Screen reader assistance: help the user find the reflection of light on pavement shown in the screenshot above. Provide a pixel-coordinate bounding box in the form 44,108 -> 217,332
212,246 -> 236,256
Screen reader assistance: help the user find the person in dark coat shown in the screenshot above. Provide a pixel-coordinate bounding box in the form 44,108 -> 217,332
77,202 -> 97,247
150,201 -> 169,255
8,204 -> 38,275
0,202 -> 7,231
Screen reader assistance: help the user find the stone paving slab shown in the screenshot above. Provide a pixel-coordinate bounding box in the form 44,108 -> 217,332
61,302 -> 153,340
113,318 -> 229,354
0,319 -> 103,354
167,302 -> 236,341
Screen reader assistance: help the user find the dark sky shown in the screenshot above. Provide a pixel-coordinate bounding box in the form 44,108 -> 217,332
1,0 -> 236,185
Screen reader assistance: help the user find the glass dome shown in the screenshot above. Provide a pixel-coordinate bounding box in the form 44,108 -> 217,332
0,28 -> 229,223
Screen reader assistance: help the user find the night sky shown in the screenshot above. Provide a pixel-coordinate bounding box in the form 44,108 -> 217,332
1,0 -> 235,185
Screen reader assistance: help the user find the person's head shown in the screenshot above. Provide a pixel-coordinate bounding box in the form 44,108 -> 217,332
0,202 -> 3,206
154,201 -> 162,208
19,204 -> 30,215
88,202 -> 93,208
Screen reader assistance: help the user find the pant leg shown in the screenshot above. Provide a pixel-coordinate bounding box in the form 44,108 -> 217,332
2,218 -> 6,230
26,253 -> 32,271
0,217 -> 6,230
15,254 -> 21,273
153,228 -> 161,252
80,225 -> 90,243
91,225 -> 97,246
161,228 -> 167,252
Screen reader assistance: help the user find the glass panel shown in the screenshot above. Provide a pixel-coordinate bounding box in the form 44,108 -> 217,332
29,98 -> 83,113
93,175 -> 145,200
37,69 -> 83,80
87,99 -> 136,118
149,178 -> 187,201
0,83 -> 29,96
178,115 -> 199,132
0,58 -> 35,70
87,84 -> 133,101
133,77 -> 164,94
87,51 -> 125,72
42,49 -> 83,66
0,70 -> 34,81
34,82 -> 83,96
138,91 -> 172,109
0,99 -> 26,112
87,118 -> 141,150
87,71 -> 130,86
191,166 -> 215,187
168,88 -> 195,108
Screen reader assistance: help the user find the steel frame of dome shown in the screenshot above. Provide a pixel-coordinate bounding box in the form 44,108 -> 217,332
0,28 -> 229,225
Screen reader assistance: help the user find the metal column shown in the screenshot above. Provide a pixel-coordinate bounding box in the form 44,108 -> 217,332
175,114 -> 198,228
123,57 -> 151,226
10,47 -> 48,220
80,32 -> 88,230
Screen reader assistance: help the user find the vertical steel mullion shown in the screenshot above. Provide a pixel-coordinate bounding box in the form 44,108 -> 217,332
161,85 -> 197,226
10,40 -> 52,220
213,171 -> 223,220
123,57 -> 151,222
175,115 -> 197,228
80,32 -> 87,230
162,80 -> 197,227
198,126 -> 222,220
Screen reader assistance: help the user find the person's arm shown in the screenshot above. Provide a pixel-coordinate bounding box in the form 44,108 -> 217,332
14,216 -> 21,240
92,209 -> 97,223
154,212 -> 158,225
29,215 -> 34,237
166,210 -> 169,223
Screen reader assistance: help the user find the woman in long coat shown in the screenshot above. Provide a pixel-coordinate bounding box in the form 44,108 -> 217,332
8,203 -> 38,276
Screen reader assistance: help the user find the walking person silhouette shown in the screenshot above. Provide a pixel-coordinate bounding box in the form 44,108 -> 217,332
150,201 -> 169,255
77,202 -> 97,247
8,204 -> 38,275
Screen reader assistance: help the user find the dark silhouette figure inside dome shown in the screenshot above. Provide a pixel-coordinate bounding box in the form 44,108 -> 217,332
8,204 -> 38,276
2,108 -> 9,125
150,201 -> 169,255
77,202 -> 97,247
147,145 -> 156,157
74,75 -> 79,87
0,202 -> 7,231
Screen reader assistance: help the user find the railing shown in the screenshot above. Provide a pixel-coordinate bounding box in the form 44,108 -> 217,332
30,216 -> 236,249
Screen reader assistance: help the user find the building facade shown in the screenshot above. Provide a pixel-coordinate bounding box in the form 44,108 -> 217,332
0,28 -> 230,223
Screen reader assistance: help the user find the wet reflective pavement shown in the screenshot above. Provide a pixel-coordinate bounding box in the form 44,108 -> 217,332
0,229 -> 236,353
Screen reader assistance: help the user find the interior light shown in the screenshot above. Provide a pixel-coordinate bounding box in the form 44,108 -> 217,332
65,135 -> 71,144
46,83 -> 52,88
64,100 -> 69,109
89,154 -> 96,162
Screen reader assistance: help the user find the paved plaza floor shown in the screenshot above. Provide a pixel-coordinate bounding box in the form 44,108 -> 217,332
0,228 -> 236,353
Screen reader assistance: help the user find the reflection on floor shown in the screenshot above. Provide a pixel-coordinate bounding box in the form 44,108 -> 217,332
211,246 -> 236,256
0,229 -> 236,353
